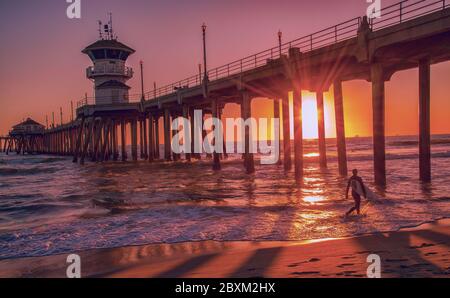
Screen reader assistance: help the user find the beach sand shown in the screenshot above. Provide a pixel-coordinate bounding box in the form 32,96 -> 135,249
1,219 -> 449,278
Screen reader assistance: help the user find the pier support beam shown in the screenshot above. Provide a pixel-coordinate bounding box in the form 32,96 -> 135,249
419,58 -> 431,182
371,64 -> 386,186
316,91 -> 327,168
112,120 -> 119,161
100,119 -> 112,161
211,99 -> 221,170
183,106 -> 191,162
92,119 -> 104,162
219,107 -> 228,159
189,108 -> 198,159
73,117 -> 85,163
154,116 -> 160,159
273,98 -> 282,165
164,109 -> 172,161
172,115 -> 181,162
139,119 -> 144,159
120,119 -> 127,161
80,119 -> 94,165
282,94 -> 292,170
148,114 -> 154,162
293,91 -> 304,178
143,117 -> 148,160
203,110 -> 212,159
242,91 -> 255,174
131,118 -> 138,161
333,80 -> 348,176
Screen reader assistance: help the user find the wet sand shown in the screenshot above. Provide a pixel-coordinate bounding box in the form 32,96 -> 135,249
1,219 -> 449,278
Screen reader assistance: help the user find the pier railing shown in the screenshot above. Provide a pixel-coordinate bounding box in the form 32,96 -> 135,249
76,0 -> 449,108
86,65 -> 133,79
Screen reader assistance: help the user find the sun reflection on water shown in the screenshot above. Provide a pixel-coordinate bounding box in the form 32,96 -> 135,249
304,152 -> 319,158
302,196 -> 326,204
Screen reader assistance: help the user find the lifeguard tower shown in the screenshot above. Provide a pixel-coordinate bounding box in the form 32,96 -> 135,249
82,15 -> 135,105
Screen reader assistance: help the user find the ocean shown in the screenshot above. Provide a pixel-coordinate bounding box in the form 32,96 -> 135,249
0,135 -> 449,259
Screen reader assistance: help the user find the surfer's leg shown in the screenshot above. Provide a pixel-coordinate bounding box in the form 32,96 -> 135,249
356,197 -> 361,214
351,191 -> 361,215
346,206 -> 356,216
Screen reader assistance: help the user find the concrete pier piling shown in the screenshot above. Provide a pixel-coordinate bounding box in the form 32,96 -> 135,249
293,91 -> 304,178
182,106 -> 191,162
333,80 -> 348,176
211,99 -> 221,170
148,114 -> 155,162
120,119 -> 127,161
371,64 -> 386,186
154,116 -> 160,160
112,120 -> 119,161
164,109 -> 172,161
131,118 -> 138,162
273,98 -> 282,165
419,58 -> 431,182
242,91 -> 255,174
316,91 -> 327,168
282,94 -> 291,171
189,108 -> 197,159
143,117 -> 148,160
80,120 -> 94,165
139,119 -> 144,159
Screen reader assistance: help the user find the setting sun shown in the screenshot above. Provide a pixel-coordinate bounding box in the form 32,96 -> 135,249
301,92 -> 319,139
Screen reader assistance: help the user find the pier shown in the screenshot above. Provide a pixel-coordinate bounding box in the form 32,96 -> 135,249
6,0 -> 450,186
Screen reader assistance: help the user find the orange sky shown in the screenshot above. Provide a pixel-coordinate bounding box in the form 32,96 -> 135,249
1,0 -> 450,138
226,61 -> 450,139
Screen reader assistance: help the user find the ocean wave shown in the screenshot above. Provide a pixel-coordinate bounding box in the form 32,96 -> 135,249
0,166 -> 58,176
0,203 -> 64,213
345,151 -> 450,162
35,157 -> 68,164
389,138 -> 450,146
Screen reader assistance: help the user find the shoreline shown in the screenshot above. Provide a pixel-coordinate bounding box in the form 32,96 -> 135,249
0,218 -> 448,278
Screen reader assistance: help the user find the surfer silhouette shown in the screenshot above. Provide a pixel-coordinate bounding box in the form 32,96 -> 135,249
345,169 -> 367,216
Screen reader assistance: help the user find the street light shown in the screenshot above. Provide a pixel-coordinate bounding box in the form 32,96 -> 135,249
278,30 -> 282,58
140,60 -> 145,101
202,23 -> 208,82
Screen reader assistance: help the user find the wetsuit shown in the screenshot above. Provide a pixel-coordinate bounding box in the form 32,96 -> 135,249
346,176 -> 366,215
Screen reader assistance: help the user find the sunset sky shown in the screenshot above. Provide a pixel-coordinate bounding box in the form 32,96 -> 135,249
1,0 -> 450,139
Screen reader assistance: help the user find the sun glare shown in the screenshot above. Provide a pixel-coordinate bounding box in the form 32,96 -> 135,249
302,92 -> 319,139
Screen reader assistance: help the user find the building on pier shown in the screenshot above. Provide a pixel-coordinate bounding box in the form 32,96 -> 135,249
3,118 -> 46,155
10,118 -> 45,136
82,19 -> 135,105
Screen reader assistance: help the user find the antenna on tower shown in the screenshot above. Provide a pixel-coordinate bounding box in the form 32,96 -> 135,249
98,21 -> 103,40
108,13 -> 115,40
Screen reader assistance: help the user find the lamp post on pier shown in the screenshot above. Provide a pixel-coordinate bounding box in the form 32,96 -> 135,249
278,30 -> 283,57
202,23 -> 208,83
140,60 -> 145,102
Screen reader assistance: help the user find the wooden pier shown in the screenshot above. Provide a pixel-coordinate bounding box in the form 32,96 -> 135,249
4,1 -> 450,186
